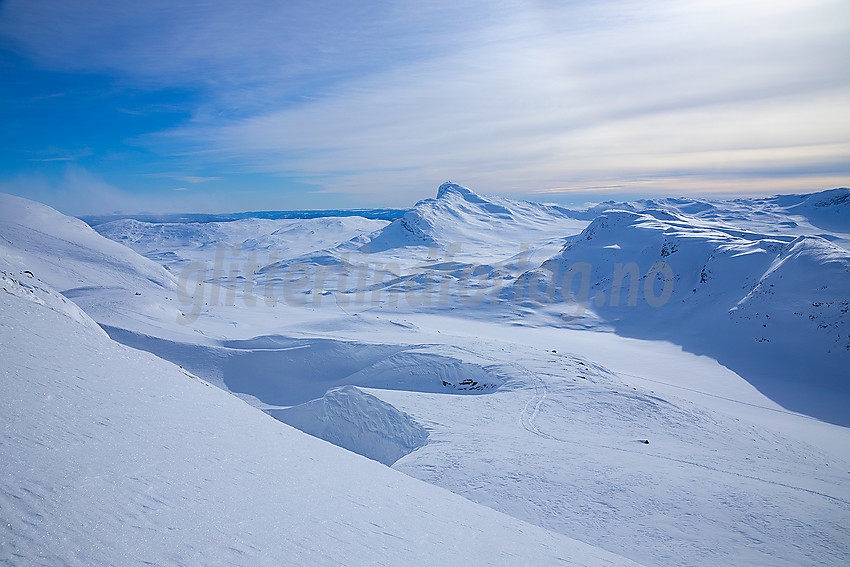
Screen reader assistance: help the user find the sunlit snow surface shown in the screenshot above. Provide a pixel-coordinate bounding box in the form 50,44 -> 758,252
2,184 -> 850,566
1,269 -> 630,566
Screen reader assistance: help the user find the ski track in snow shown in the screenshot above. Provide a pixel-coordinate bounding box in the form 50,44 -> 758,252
519,363 -> 551,441
463,337 -> 850,506
453,343 -> 552,441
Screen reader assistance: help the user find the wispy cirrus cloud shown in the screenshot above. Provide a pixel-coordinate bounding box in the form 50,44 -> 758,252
0,0 -> 492,112
144,173 -> 222,184
24,147 -> 93,163
146,0 -> 850,202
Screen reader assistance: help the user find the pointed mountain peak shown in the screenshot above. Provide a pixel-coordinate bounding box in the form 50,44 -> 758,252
437,181 -> 487,203
437,181 -> 478,200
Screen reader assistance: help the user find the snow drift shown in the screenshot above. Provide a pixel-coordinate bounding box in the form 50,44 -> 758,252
269,385 -> 429,465
99,329 -> 504,406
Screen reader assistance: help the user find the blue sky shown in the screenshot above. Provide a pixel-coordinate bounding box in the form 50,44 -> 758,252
1,0 -> 848,214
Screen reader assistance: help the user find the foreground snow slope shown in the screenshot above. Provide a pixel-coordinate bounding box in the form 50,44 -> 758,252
0,270 -> 637,567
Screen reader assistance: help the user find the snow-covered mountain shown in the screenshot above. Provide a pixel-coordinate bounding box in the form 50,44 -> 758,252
516,208 -> 850,424
364,181 -> 587,255
96,215 -> 389,271
3,186 -> 850,566
571,187 -> 850,249
782,188 -> 850,233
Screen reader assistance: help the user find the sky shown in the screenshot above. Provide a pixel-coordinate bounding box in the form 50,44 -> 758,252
0,0 -> 848,215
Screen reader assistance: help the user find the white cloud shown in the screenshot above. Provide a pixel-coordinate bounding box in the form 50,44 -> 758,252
144,173 -> 222,184
144,0 -> 850,201
0,0 -> 491,109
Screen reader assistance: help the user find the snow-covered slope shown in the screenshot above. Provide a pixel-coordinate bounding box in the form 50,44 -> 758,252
783,187 -> 850,233
95,330 -> 504,408
520,208 -> 850,424
0,266 -> 638,566
0,193 -> 175,293
0,193 -> 183,333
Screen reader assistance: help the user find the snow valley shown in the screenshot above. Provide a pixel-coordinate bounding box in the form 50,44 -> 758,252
2,183 -> 849,566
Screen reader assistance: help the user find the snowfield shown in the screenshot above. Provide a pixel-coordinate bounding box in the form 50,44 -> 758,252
2,183 -> 849,566
0,266 -> 637,566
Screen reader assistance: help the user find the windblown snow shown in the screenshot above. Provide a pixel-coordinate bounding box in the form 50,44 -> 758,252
2,183 -> 849,566
269,385 -> 429,466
